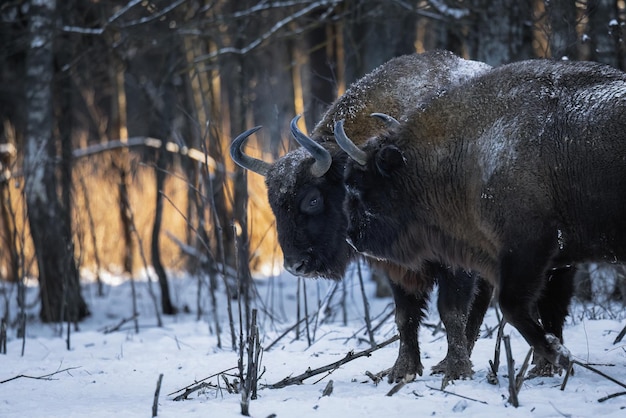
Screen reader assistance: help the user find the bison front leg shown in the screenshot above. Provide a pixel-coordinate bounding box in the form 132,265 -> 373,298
387,280 -> 430,383
499,247 -> 573,373
431,268 -> 481,384
528,265 -> 575,377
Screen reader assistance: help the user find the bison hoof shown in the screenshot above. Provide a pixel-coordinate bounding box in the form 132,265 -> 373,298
431,356 -> 474,383
387,358 -> 423,384
527,358 -> 560,378
545,334 -> 571,371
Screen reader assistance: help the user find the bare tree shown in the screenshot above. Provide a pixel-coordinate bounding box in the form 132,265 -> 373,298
24,0 -> 88,323
586,0 -> 624,68
545,0 -> 580,59
466,0 -> 535,65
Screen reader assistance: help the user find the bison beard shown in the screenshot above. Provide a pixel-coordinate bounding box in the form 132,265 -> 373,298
338,58 -> 626,372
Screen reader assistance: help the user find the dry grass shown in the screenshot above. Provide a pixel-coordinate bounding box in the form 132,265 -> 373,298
0,149 -> 281,281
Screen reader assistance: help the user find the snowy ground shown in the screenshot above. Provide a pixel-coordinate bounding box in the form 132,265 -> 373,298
1,266 -> 625,418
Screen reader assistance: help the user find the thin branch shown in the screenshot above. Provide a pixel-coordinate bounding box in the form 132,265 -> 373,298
425,385 -> 488,404
168,366 -> 238,397
72,137 -> 217,168
119,0 -> 187,29
613,323 -> 626,344
1,366 -> 81,384
503,335 -> 519,407
100,314 -> 140,334
62,0 -> 142,34
264,317 -> 308,352
569,360 -> 626,391
265,335 -> 399,389
152,373 -> 164,417
598,391 -> 626,402
357,262 -> 375,348
193,0 -> 341,63
172,382 -> 217,401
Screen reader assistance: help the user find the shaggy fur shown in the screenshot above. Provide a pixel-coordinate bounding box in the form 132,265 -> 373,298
240,51 -> 494,383
342,59 -> 626,370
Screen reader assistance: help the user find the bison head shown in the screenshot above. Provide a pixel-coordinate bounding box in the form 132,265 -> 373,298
230,116 -> 352,279
336,117 -> 421,267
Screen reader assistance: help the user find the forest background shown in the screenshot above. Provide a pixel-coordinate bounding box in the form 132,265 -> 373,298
1,0 -> 625,331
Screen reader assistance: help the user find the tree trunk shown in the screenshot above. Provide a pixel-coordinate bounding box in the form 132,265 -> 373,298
586,0 -> 622,68
152,147 -> 176,315
24,0 -> 88,323
546,0 -> 580,59
468,0 -> 535,65
343,1 -> 416,84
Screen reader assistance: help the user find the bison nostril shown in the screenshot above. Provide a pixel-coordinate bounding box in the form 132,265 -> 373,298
284,259 -> 308,276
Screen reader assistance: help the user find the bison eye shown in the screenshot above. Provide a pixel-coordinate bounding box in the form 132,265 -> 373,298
300,188 -> 324,215
376,145 -> 405,176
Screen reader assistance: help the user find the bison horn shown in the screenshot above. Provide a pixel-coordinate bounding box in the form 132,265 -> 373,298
371,112 -> 400,129
334,119 -> 368,166
230,126 -> 271,176
290,115 -> 332,177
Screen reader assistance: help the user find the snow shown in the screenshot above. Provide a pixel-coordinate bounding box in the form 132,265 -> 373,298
1,266 -> 626,418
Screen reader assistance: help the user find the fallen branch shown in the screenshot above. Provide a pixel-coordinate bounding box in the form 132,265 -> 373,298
265,334 -> 399,389
172,382 -> 217,401
565,360 -> 626,393
425,385 -> 488,404
365,369 -> 389,385
1,366 -> 81,384
598,391 -> 626,402
613,323 -> 626,344
100,314 -> 140,334
386,374 -> 415,396
321,380 -> 334,397
168,366 -> 238,397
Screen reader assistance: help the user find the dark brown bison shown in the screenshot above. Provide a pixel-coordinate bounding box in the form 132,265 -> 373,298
231,50 -> 494,383
336,58 -> 626,371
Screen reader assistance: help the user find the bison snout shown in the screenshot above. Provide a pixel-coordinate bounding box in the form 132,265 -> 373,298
284,256 -> 310,277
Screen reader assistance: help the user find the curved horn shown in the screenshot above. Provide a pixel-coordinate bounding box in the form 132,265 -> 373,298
371,112 -> 400,129
290,115 -> 332,177
230,126 -> 271,176
334,119 -> 367,166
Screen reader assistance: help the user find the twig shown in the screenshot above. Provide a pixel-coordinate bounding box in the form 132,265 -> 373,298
152,373 -> 163,417
172,382 -> 217,401
503,335 -> 519,407
168,366 -> 238,397
613,323 -> 626,344
265,334 -> 399,389
100,314 -> 140,334
365,369 -> 389,385
264,317 -> 308,351
1,366 -> 81,384
0,318 -> 6,354
487,314 -> 506,385
357,262 -> 376,348
598,391 -> 626,402
560,361 -> 575,391
570,360 -> 626,392
386,374 -> 415,396
425,385 -> 488,404
321,380 -> 334,397
515,347 -> 533,392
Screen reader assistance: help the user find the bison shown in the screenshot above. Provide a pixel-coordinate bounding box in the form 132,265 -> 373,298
335,58 -> 626,372
230,50 -> 495,383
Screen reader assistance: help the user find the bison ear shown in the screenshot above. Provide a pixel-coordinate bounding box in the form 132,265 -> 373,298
375,145 -> 405,176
